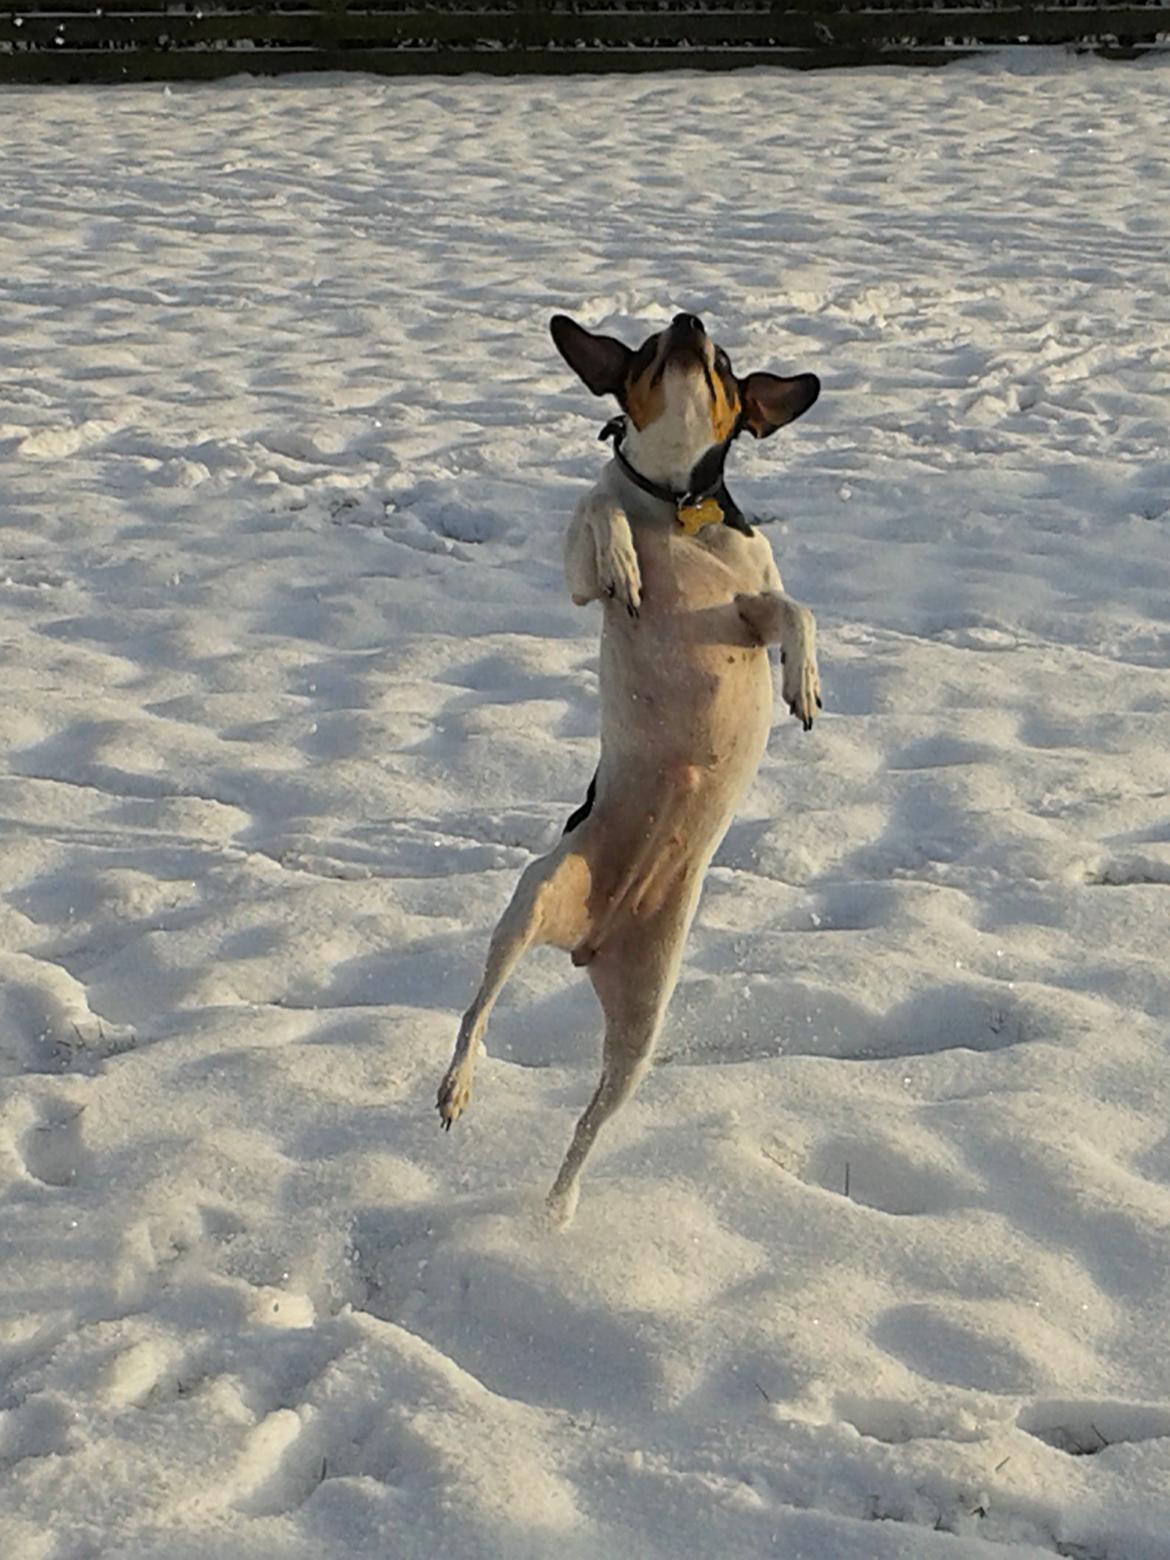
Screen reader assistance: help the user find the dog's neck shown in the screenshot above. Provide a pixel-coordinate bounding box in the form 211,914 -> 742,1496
602,416 -> 730,501
607,450 -> 677,526
601,416 -> 752,536
620,405 -> 725,493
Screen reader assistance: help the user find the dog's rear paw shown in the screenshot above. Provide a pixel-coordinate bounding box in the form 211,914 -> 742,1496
595,514 -> 642,616
545,1182 -> 580,1229
437,1069 -> 470,1130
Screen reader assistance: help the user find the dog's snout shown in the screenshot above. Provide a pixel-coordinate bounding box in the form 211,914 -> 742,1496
672,312 -> 705,336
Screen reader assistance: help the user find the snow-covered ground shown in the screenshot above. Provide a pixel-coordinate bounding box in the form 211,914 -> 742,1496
2,52 -> 1170,1559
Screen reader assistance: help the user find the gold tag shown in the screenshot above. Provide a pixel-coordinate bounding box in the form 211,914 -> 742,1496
676,496 -> 724,535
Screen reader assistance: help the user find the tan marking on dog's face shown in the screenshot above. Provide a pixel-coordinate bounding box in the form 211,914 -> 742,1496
622,332 -> 665,430
708,353 -> 741,442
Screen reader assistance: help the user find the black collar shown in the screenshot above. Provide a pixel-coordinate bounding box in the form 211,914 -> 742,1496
598,416 -> 754,536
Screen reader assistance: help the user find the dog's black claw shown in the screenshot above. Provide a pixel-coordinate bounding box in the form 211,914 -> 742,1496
816,695 -> 823,709
627,601 -> 639,620
441,1116 -> 452,1132
803,716 -> 813,732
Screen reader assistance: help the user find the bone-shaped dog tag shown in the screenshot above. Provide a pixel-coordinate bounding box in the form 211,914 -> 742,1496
676,497 -> 724,535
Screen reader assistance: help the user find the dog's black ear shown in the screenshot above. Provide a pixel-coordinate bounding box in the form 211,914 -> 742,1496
550,315 -> 632,398
738,372 -> 820,438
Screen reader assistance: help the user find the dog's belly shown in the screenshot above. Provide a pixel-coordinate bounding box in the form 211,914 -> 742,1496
591,607 -> 773,857
573,633 -> 772,961
601,645 -> 771,784
598,566 -> 774,781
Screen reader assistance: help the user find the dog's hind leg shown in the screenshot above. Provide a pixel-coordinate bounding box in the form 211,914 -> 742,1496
546,884 -> 698,1225
437,846 -> 590,1130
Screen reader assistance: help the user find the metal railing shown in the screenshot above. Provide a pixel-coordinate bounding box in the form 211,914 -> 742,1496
1,2 -> 1167,81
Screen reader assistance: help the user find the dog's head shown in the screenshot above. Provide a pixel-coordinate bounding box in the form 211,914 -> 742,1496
550,312 -> 819,489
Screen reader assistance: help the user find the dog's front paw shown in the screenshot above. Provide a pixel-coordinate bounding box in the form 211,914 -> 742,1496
739,591 -> 821,730
782,648 -> 822,732
594,510 -> 642,617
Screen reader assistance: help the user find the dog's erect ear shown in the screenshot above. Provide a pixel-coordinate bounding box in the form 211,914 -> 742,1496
550,315 -> 632,398
738,371 -> 820,438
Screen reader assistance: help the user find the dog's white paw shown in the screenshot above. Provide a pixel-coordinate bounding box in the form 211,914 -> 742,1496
737,591 -> 822,730
594,510 -> 642,617
781,649 -> 822,732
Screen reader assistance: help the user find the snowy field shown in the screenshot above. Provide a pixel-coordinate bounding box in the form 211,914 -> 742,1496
2,51 -> 1170,1560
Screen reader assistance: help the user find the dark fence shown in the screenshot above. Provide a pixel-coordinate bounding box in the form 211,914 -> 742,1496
1,1 -> 1167,81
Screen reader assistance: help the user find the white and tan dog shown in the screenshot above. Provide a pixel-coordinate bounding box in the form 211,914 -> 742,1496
438,311 -> 821,1223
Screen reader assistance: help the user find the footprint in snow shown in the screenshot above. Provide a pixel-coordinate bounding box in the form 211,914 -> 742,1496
1018,1399 -> 1170,1457
19,1101 -> 89,1188
801,1135 -> 972,1217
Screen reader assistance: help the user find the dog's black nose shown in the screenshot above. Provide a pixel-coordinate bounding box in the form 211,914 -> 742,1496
673,312 -> 705,335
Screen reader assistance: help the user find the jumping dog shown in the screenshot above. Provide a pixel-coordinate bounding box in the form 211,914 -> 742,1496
438,312 -> 821,1224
